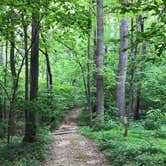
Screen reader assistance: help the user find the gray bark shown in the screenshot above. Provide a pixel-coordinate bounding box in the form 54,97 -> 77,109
87,32 -> 93,127
116,19 -> 128,122
0,43 -> 3,120
0,42 -> 3,65
23,7 -> 39,142
134,16 -> 146,120
96,0 -> 104,126
128,16 -> 141,117
3,41 -> 8,120
8,31 -> 17,143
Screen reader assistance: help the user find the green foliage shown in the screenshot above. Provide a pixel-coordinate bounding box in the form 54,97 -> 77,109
141,64 -> 166,111
0,121 -> 7,138
146,109 -> 163,121
0,128 -> 51,166
78,108 -> 90,126
143,119 -> 161,130
0,0 -> 166,165
136,154 -> 166,166
100,138 -> 165,166
143,109 -> 163,130
80,122 -> 166,166
103,115 -> 119,130
155,129 -> 166,139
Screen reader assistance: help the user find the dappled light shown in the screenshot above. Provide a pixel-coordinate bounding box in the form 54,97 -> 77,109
0,0 -> 165,165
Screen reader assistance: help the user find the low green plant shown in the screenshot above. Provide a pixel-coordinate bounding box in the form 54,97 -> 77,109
143,109 -> 162,130
0,121 -> 7,138
0,127 -> 52,166
99,137 -> 165,166
78,108 -> 90,126
136,154 -> 166,166
155,129 -> 166,139
80,120 -> 166,166
103,119 -> 119,130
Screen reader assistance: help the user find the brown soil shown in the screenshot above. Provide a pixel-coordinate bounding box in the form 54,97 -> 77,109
42,108 -> 108,166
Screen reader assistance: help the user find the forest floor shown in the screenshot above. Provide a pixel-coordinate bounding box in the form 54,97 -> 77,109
42,108 -> 108,166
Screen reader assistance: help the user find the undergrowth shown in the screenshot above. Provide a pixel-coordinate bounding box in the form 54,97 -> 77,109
79,109 -> 166,166
0,127 -> 52,166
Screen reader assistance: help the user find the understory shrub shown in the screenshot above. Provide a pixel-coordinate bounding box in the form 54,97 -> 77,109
143,119 -> 161,130
155,129 -> 166,138
78,108 -> 90,126
0,121 -> 7,138
0,127 -> 52,166
103,119 -> 119,130
0,142 -> 46,165
99,137 -> 165,166
136,154 -> 166,166
143,109 -> 162,130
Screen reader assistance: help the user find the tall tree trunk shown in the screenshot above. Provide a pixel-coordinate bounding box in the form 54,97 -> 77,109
116,18 -> 128,122
8,31 -> 17,143
22,16 -> 30,140
128,18 -> 135,116
3,41 -> 8,120
23,24 -> 29,104
0,42 -> 3,121
96,0 -> 104,126
23,8 -> 39,142
128,16 -> 141,117
134,16 -> 146,120
87,31 -> 93,127
92,29 -> 97,113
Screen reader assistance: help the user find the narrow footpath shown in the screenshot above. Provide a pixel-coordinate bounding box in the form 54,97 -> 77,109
43,108 -> 108,166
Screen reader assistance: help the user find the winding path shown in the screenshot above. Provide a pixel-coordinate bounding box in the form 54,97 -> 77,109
43,108 -> 108,166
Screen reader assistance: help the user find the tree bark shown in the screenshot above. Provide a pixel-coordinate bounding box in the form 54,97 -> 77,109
87,31 -> 93,127
3,41 -> 8,120
40,48 -> 52,90
23,8 -> 39,142
8,31 -> 17,143
116,19 -> 128,122
92,29 -> 97,113
23,24 -> 29,102
96,0 -> 104,126
134,16 -> 146,120
0,43 -> 3,121
22,14 -> 30,141
45,49 -> 52,89
128,16 -> 141,117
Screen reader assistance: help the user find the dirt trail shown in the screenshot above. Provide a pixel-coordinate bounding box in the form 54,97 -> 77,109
43,108 -> 108,166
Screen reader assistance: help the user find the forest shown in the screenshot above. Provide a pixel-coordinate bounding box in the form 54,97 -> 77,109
0,0 -> 165,165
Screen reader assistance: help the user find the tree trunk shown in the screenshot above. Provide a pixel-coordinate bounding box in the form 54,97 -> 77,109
87,31 -> 93,127
40,35 -> 53,90
128,16 -> 141,117
23,24 -> 29,103
116,19 -> 128,122
128,18 -> 135,116
0,42 -> 3,121
39,48 -> 52,90
96,0 -> 104,126
92,29 -> 97,113
8,32 -> 17,143
22,16 -> 30,141
45,49 -> 52,89
134,16 -> 146,120
3,41 -> 8,120
23,8 -> 39,142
